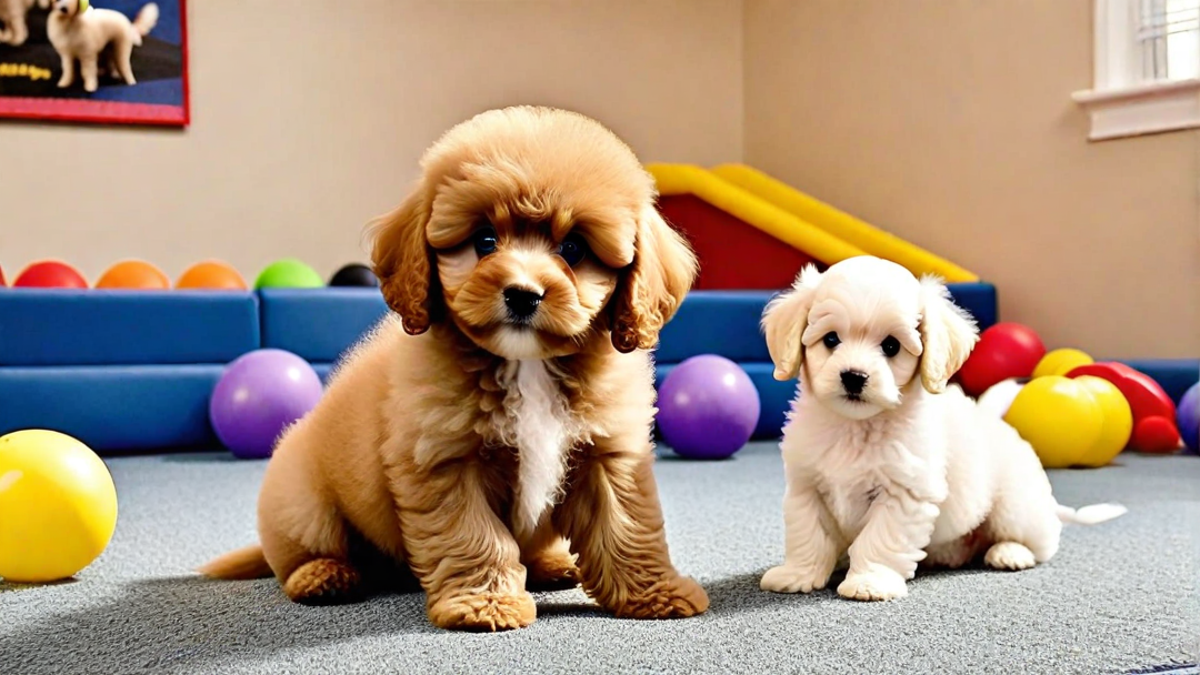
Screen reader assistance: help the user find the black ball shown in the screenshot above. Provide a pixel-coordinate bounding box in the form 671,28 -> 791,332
329,263 -> 379,287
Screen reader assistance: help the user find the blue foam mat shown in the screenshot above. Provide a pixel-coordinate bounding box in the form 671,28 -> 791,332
0,364 -> 225,451
278,283 -> 996,368
0,289 -> 260,366
656,283 -> 997,364
1118,358 -> 1199,404
259,288 -> 388,362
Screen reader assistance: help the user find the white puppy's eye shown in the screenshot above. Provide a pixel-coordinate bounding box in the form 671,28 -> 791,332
822,332 -> 840,350
881,336 -> 901,357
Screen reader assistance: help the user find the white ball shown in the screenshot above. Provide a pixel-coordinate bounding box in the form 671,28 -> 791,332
975,378 -> 1026,418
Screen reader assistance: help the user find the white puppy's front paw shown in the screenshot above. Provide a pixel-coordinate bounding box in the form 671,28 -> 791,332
837,565 -> 907,601
760,564 -> 830,594
984,542 -> 1037,571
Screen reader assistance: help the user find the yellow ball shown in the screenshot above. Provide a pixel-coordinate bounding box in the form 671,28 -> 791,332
1072,375 -> 1133,467
1033,348 -> 1094,379
1005,376 -> 1102,469
0,429 -> 118,583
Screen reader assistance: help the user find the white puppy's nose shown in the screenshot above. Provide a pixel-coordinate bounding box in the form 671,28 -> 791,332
840,370 -> 868,395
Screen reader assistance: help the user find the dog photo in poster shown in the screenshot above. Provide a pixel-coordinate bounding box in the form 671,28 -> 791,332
0,0 -> 188,126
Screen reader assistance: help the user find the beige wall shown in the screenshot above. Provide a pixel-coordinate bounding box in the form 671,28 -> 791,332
744,0 -> 1199,359
4,0 -> 1196,359
0,0 -> 743,286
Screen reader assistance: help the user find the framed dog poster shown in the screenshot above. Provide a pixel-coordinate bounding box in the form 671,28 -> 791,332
0,0 -> 188,126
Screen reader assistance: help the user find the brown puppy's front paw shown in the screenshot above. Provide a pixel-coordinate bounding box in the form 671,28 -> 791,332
283,558 -> 364,605
611,575 -> 709,619
525,550 -> 581,591
428,591 -> 537,632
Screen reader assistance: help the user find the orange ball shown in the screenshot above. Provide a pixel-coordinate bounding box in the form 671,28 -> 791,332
175,260 -> 248,290
95,259 -> 170,290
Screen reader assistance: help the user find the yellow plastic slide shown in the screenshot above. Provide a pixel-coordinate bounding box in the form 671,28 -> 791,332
646,162 -> 979,283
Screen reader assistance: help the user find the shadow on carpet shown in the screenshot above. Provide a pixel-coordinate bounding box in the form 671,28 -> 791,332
0,566 -> 1117,675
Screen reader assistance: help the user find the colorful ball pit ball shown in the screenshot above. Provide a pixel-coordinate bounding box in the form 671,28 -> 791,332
329,263 -> 379,288
975,377 -> 1028,418
209,349 -> 324,459
656,355 -> 760,460
176,260 -> 248,290
13,260 -> 88,288
956,322 -> 1046,397
95,259 -> 171,290
255,258 -> 324,289
1177,382 -> 1199,454
1065,362 -> 1180,454
0,265 -> 6,286
1003,374 -> 1132,469
0,429 -> 118,583
1033,348 -> 1094,378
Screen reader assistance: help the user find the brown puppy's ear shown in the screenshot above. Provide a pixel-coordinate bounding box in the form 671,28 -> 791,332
760,264 -> 821,381
368,189 -> 439,335
610,205 -> 699,353
917,274 -> 979,393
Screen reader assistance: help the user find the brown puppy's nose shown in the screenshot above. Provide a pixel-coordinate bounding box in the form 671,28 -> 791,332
503,287 -> 542,320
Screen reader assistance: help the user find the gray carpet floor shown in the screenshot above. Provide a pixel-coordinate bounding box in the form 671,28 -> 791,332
1,442 -> 1198,675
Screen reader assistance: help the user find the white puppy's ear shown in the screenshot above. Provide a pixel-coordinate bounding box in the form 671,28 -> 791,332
761,264 -> 822,381
917,275 -> 979,393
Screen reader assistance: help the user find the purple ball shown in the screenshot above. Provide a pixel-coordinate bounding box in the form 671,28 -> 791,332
1178,382 -> 1199,455
209,349 -> 324,459
657,354 -> 761,459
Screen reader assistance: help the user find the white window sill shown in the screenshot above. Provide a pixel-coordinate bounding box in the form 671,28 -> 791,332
1071,78 -> 1200,141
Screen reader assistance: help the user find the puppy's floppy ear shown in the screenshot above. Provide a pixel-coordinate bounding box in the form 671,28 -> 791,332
368,187 -> 440,335
761,264 -> 821,381
610,205 -> 699,353
917,274 -> 979,393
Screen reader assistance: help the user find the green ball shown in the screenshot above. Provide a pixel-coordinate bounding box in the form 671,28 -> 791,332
254,258 -> 324,289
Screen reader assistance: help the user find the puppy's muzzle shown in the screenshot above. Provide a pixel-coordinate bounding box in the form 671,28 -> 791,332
840,370 -> 868,396
503,286 -> 542,322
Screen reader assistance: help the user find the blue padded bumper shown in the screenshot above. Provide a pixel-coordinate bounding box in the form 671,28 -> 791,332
259,288 -> 389,362
0,364 -> 224,451
655,282 -> 997,365
1118,358 -> 1199,404
0,289 -> 260,366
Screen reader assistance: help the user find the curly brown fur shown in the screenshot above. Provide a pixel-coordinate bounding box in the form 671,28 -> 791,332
199,106 -> 704,631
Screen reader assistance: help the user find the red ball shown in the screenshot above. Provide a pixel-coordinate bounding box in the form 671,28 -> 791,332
1066,361 -> 1181,454
956,322 -> 1046,397
0,265 -> 6,287
13,260 -> 89,288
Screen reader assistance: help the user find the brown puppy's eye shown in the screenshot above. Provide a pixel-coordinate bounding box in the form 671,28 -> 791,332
556,232 -> 588,267
881,336 -> 901,358
473,227 -> 498,257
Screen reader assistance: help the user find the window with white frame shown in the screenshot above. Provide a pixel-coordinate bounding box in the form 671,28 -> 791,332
1073,0 -> 1200,140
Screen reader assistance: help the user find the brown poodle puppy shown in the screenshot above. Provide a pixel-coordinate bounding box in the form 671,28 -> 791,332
199,106 -> 709,631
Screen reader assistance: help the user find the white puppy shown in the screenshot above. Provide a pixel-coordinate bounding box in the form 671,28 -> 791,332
758,256 -> 1124,602
0,0 -> 51,46
47,0 -> 159,93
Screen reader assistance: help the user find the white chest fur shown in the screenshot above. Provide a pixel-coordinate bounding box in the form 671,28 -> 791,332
505,359 -> 573,538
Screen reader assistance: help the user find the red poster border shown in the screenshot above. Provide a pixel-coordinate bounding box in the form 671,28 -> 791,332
0,0 -> 189,127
